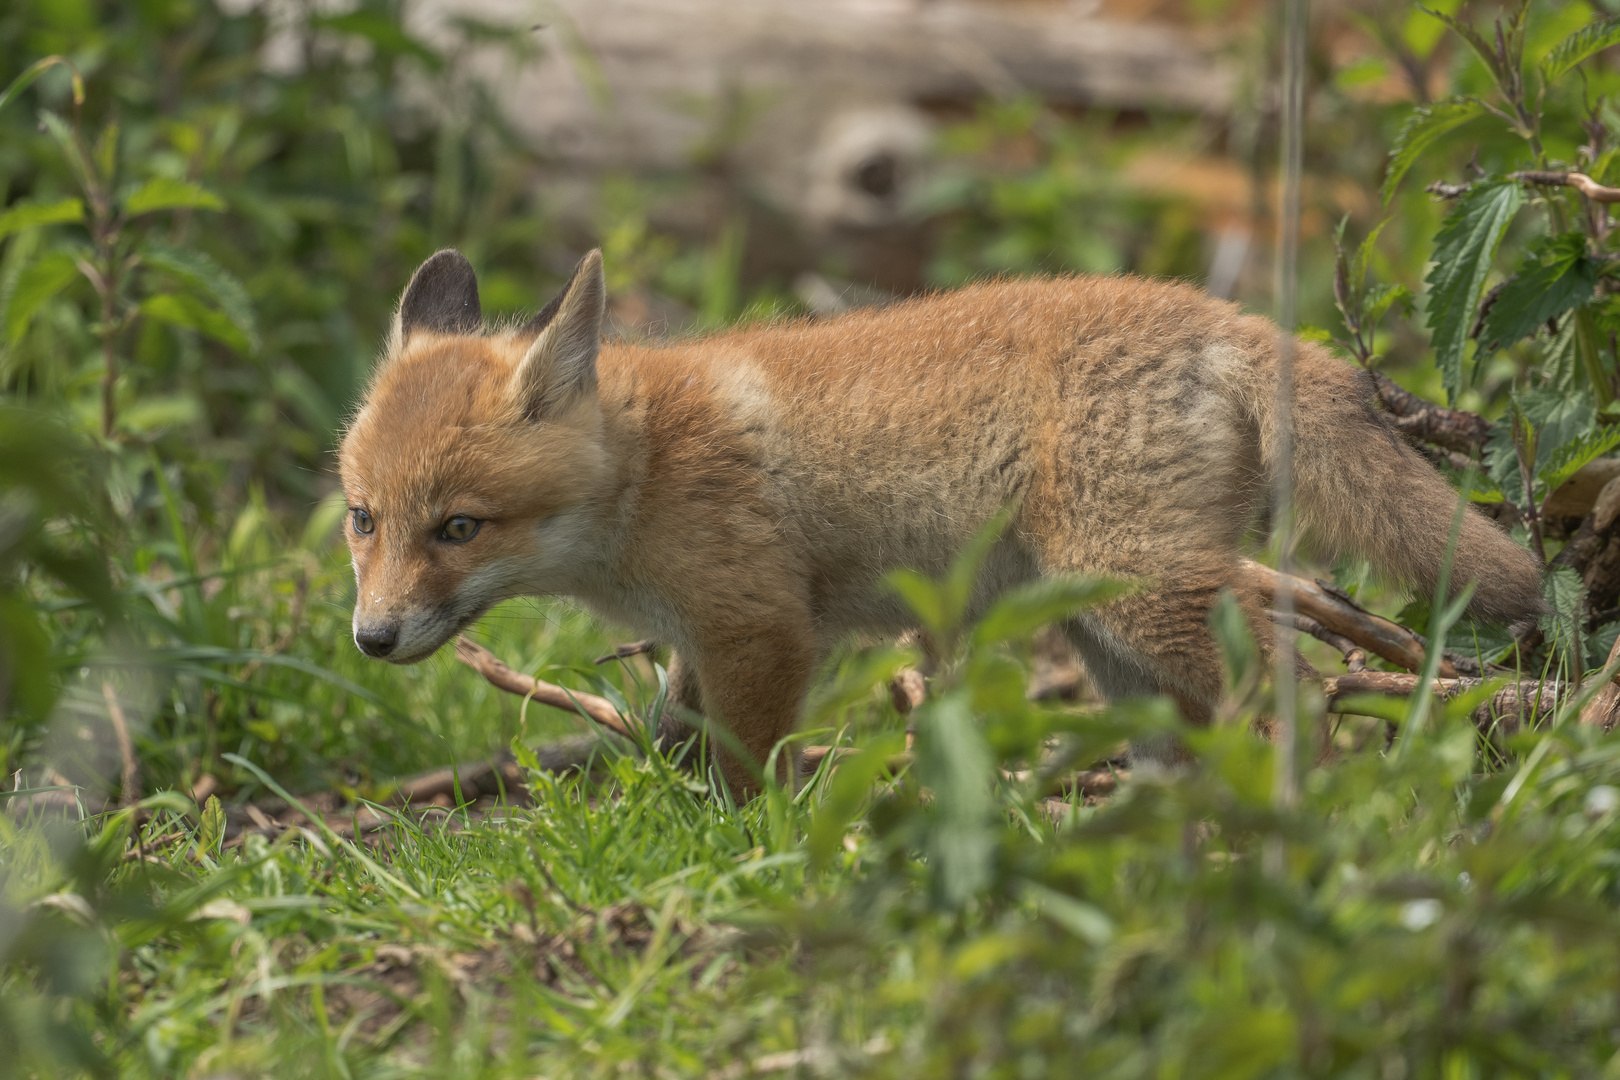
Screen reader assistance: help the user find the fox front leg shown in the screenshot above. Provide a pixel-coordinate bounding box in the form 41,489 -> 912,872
681,618 -> 818,797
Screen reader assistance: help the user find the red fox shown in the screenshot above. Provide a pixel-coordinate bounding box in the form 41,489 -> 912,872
339,249 -> 1544,792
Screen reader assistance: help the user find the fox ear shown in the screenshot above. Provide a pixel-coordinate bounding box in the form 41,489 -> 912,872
512,250 -> 605,419
393,250 -> 482,345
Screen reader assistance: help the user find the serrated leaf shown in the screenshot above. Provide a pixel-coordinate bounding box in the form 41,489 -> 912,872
123,177 -> 225,216
1421,7 -> 1508,90
1486,387 -> 1607,503
1541,423 -> 1620,494
1425,179 -> 1524,403
140,241 -> 258,352
1382,97 -> 1486,203
4,250 -> 80,343
142,292 -> 251,353
1478,233 -> 1596,353
1364,283 -> 1414,325
0,197 -> 83,242
1539,15 -> 1620,84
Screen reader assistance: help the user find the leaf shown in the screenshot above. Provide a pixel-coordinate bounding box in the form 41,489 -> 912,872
123,177 -> 225,216
1364,283 -> 1415,325
141,292 -> 251,353
1486,387 -> 1608,503
196,795 -> 224,859
1478,233 -> 1596,353
1420,8 -> 1508,93
1540,423 -> 1620,495
1382,97 -> 1486,203
1424,179 -> 1524,403
971,575 -> 1134,647
139,242 -> 258,352
0,56 -> 83,117
0,197 -> 83,242
1539,15 -> 1620,84
4,251 -> 80,343
316,12 -> 443,68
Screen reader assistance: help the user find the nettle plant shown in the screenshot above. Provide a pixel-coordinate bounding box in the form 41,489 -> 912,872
1333,4 -> 1620,660
0,56 -> 256,443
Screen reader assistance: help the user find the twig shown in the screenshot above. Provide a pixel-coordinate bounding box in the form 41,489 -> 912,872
1510,169 -> 1620,203
1324,671 -> 1569,734
102,681 -> 140,807
390,736 -> 606,805
1273,609 -> 1366,672
593,639 -> 656,665
455,636 -> 638,740
1370,370 -> 1492,454
1426,180 -> 1472,199
1239,561 -> 1460,677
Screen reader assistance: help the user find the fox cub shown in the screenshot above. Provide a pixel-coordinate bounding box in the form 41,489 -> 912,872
339,249 -> 1543,792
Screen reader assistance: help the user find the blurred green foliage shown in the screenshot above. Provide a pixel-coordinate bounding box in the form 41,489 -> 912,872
6,0 -> 1620,1074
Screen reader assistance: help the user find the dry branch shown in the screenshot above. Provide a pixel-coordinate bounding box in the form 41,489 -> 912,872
1511,169 -> 1620,203
1238,560 -> 1460,678
1275,610 -> 1366,672
1582,634 -> 1620,732
1324,671 -> 1570,734
103,681 -> 140,808
594,639 -> 656,665
1370,370 -> 1492,455
455,636 -> 639,740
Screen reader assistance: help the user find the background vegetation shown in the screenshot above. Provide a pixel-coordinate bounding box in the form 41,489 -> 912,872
5,0 -> 1620,1075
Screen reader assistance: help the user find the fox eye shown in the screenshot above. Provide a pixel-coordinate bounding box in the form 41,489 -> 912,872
351,508 -> 374,535
440,515 -> 480,542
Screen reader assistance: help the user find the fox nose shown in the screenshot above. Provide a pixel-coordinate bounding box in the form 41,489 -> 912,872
355,624 -> 398,658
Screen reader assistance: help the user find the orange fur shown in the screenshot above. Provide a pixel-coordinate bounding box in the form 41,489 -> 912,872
339,250 -> 1545,793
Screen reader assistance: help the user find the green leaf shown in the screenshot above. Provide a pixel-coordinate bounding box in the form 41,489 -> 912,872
1364,282 -> 1414,325
142,292 -> 251,353
0,56 -> 83,117
1382,97 -> 1486,203
123,177 -> 225,216
807,733 -> 906,873
316,12 -> 443,68
1539,15 -> 1620,85
971,575 -> 1134,648
1424,179 -> 1524,403
140,241 -> 258,352
0,197 -> 83,242
1541,423 -> 1620,494
1478,233 -> 1596,353
4,250 -> 80,343
196,795 -> 224,859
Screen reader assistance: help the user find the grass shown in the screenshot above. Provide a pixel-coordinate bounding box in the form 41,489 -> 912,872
5,497 -> 1620,1078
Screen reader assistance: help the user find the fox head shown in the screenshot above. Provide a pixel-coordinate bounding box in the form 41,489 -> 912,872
338,249 -> 611,663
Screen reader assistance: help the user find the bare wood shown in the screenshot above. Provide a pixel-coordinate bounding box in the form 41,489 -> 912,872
103,681 -> 140,808
594,640 -> 657,665
1276,609 -> 1366,672
888,669 -> 927,714
1581,634 -> 1620,732
1239,560 -> 1459,678
1371,368 -> 1618,520
1370,370 -> 1492,454
800,745 -> 911,774
1325,671 -> 1570,734
1511,170 -> 1620,203
455,636 -> 638,740
391,735 -> 607,805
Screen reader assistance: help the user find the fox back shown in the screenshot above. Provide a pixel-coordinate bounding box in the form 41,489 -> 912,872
339,250 -> 1544,792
